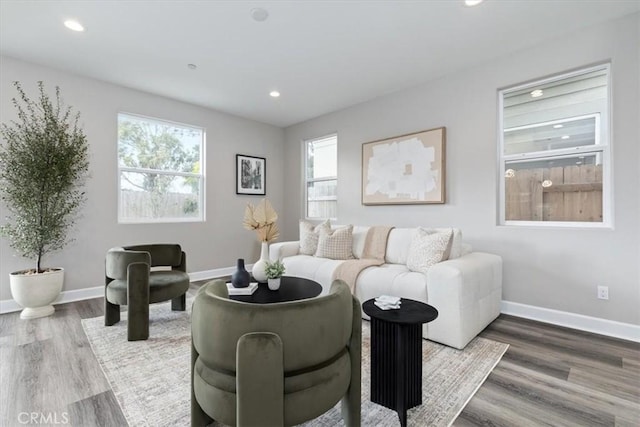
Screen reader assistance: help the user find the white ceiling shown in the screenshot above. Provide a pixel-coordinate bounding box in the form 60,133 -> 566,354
1,1 -> 638,128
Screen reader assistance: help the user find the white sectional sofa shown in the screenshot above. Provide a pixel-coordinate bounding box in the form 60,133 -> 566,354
270,226 -> 502,349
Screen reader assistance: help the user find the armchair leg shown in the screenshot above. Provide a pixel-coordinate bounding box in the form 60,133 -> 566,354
105,299 -> 120,326
127,263 -> 150,341
128,305 -> 149,341
191,341 -> 214,427
191,396 -> 213,427
172,293 -> 186,311
341,389 -> 362,427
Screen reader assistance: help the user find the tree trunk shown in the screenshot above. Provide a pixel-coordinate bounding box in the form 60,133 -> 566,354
36,251 -> 42,273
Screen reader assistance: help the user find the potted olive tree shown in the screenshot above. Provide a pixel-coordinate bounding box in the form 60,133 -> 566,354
0,82 -> 89,319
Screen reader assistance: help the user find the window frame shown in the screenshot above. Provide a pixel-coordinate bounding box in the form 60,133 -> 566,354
117,112 -> 206,224
497,63 -> 612,228
303,133 -> 338,220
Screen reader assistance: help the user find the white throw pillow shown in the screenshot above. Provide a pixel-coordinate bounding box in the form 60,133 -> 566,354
406,227 -> 453,274
315,225 -> 354,260
419,227 -> 462,260
299,219 -> 331,255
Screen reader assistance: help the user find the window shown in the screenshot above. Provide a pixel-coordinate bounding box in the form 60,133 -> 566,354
498,64 -> 611,227
305,134 -> 337,219
117,113 -> 204,223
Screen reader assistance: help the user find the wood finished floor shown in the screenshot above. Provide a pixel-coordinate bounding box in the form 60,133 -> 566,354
0,283 -> 638,427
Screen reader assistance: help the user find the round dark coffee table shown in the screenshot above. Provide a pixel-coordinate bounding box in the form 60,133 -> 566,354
229,276 -> 321,304
362,298 -> 439,427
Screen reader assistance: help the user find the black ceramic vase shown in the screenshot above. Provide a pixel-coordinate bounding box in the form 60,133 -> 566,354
231,258 -> 251,288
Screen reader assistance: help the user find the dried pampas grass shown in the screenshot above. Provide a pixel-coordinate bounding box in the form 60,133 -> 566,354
243,198 -> 280,242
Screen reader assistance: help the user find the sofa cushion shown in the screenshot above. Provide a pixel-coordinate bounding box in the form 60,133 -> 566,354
406,228 -> 453,274
385,228 -> 413,264
354,264 -> 428,306
299,219 -> 331,255
316,225 -> 354,260
447,228 -> 463,259
351,226 -> 370,259
461,243 -> 472,256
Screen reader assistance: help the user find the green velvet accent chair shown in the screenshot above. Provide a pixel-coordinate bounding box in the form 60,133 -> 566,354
105,244 -> 190,341
191,279 -> 362,427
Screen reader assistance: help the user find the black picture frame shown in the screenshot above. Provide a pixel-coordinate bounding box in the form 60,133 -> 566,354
236,154 -> 266,195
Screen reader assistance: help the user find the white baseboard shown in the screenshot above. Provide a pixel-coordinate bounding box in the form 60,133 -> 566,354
188,264 -> 253,282
0,285 -> 104,314
4,280 -> 637,343
0,265 -> 247,314
501,300 -> 640,343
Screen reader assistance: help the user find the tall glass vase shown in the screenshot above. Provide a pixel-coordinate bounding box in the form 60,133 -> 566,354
251,241 -> 269,283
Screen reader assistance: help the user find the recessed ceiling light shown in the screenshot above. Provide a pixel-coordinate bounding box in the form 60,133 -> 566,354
187,64 -> 197,70
251,8 -> 269,22
530,89 -> 543,98
465,0 -> 484,6
553,124 -> 563,129
269,91 -> 280,98
561,135 -> 570,140
64,20 -> 84,32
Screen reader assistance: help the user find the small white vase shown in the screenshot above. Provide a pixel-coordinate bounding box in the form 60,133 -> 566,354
251,241 -> 269,283
267,278 -> 281,291
10,268 -> 64,319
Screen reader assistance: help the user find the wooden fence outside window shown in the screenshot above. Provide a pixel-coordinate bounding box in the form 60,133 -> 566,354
505,164 -> 603,222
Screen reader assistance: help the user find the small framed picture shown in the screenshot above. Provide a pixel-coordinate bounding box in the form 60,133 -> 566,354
236,154 -> 266,195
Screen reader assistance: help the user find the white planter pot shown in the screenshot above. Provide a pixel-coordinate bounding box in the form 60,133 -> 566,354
10,268 -> 64,319
267,278 -> 281,291
251,242 -> 269,283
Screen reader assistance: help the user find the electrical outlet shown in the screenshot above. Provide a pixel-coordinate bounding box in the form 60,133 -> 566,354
597,285 -> 609,300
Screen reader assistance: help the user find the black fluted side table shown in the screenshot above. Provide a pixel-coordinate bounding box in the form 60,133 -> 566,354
362,298 -> 438,427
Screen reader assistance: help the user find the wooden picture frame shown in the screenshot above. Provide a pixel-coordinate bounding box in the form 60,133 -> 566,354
236,154 -> 266,195
362,127 -> 446,205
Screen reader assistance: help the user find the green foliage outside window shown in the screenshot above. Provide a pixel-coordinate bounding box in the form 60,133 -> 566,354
118,118 -> 200,219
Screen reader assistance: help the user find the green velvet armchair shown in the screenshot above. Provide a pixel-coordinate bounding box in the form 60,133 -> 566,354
191,279 -> 362,427
105,244 -> 190,341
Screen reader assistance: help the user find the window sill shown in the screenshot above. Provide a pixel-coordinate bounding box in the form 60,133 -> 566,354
500,220 -> 613,230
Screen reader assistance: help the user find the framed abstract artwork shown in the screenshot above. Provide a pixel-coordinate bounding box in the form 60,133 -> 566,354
362,127 -> 446,205
236,154 -> 266,195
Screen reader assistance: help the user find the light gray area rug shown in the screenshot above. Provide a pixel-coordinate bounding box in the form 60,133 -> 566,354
82,300 -> 508,427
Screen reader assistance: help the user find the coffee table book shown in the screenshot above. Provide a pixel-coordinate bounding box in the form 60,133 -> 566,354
226,282 -> 259,295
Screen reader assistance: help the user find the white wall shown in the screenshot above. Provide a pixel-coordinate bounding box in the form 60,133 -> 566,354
283,13 -> 640,326
0,56 -> 284,301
